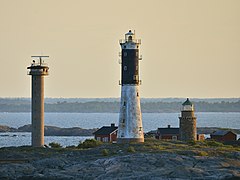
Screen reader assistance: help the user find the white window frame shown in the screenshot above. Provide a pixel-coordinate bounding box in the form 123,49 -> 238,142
103,137 -> 109,142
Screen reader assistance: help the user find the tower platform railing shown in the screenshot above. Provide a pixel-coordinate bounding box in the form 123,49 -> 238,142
119,80 -> 142,85
119,39 -> 141,44
29,62 -> 48,67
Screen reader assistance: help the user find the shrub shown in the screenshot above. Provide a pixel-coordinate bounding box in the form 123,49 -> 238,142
77,139 -> 102,149
66,145 -> 76,149
198,151 -> 208,156
127,146 -> 136,153
49,142 -> 62,148
102,149 -> 109,156
205,140 -> 223,147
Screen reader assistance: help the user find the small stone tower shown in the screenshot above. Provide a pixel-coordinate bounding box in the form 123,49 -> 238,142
117,30 -> 144,143
27,56 -> 49,147
179,98 -> 197,141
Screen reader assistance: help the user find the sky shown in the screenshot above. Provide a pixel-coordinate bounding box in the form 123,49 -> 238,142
0,0 -> 240,98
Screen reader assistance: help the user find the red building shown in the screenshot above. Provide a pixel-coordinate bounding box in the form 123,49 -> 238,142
93,124 -> 118,143
210,130 -> 237,142
156,125 -> 179,140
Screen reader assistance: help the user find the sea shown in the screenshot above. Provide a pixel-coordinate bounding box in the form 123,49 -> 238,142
0,112 -> 239,147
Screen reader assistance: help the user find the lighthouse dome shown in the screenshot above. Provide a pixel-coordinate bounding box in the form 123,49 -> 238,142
182,98 -> 194,111
125,30 -> 134,36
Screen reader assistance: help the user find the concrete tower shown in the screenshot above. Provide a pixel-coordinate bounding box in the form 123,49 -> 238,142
27,56 -> 49,147
117,30 -> 144,143
179,98 -> 197,141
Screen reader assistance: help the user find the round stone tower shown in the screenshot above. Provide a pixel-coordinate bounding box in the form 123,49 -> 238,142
179,98 -> 197,141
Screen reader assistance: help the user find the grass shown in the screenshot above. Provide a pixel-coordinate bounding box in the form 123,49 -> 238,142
127,146 -> 136,153
49,142 -> 62,148
0,138 -> 239,161
77,139 -> 102,149
102,149 -> 109,156
197,151 -> 209,156
204,140 -> 224,147
118,139 -> 240,158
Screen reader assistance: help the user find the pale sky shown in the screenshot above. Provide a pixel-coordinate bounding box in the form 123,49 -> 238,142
1,0 -> 240,98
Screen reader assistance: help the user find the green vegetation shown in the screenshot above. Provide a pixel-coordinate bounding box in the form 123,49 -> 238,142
101,149 -> 109,156
44,139 -> 239,158
205,140 -> 224,147
187,140 -> 197,146
49,142 -> 62,148
0,139 -> 239,162
127,146 -> 136,153
106,139 -> 239,158
77,139 -> 102,149
197,151 -> 208,156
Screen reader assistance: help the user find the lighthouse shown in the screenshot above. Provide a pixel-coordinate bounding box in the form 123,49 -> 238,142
179,98 -> 197,141
117,30 -> 144,143
27,56 -> 49,147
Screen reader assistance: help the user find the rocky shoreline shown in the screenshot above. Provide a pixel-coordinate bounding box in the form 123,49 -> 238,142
0,139 -> 240,179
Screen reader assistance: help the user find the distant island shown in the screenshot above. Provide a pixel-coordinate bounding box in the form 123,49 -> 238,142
0,125 -> 97,136
0,98 -> 240,113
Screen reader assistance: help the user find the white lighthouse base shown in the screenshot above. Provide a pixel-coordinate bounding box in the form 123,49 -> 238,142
117,85 -> 144,143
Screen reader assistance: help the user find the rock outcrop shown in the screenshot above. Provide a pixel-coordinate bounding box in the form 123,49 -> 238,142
1,137 -> 240,180
0,147 -> 240,179
0,125 -> 17,132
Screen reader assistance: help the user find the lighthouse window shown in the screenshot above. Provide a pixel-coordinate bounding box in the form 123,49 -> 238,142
124,52 -> 127,57
122,119 -> 125,123
123,101 -> 126,106
137,92 -> 139,97
139,127 -> 142,131
133,75 -> 138,80
124,66 -> 127,71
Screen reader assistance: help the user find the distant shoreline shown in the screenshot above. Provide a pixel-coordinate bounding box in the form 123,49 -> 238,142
1,124 -> 240,136
0,125 -> 97,136
0,98 -> 240,113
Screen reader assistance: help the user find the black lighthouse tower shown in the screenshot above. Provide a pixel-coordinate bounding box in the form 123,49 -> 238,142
121,31 -> 141,85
